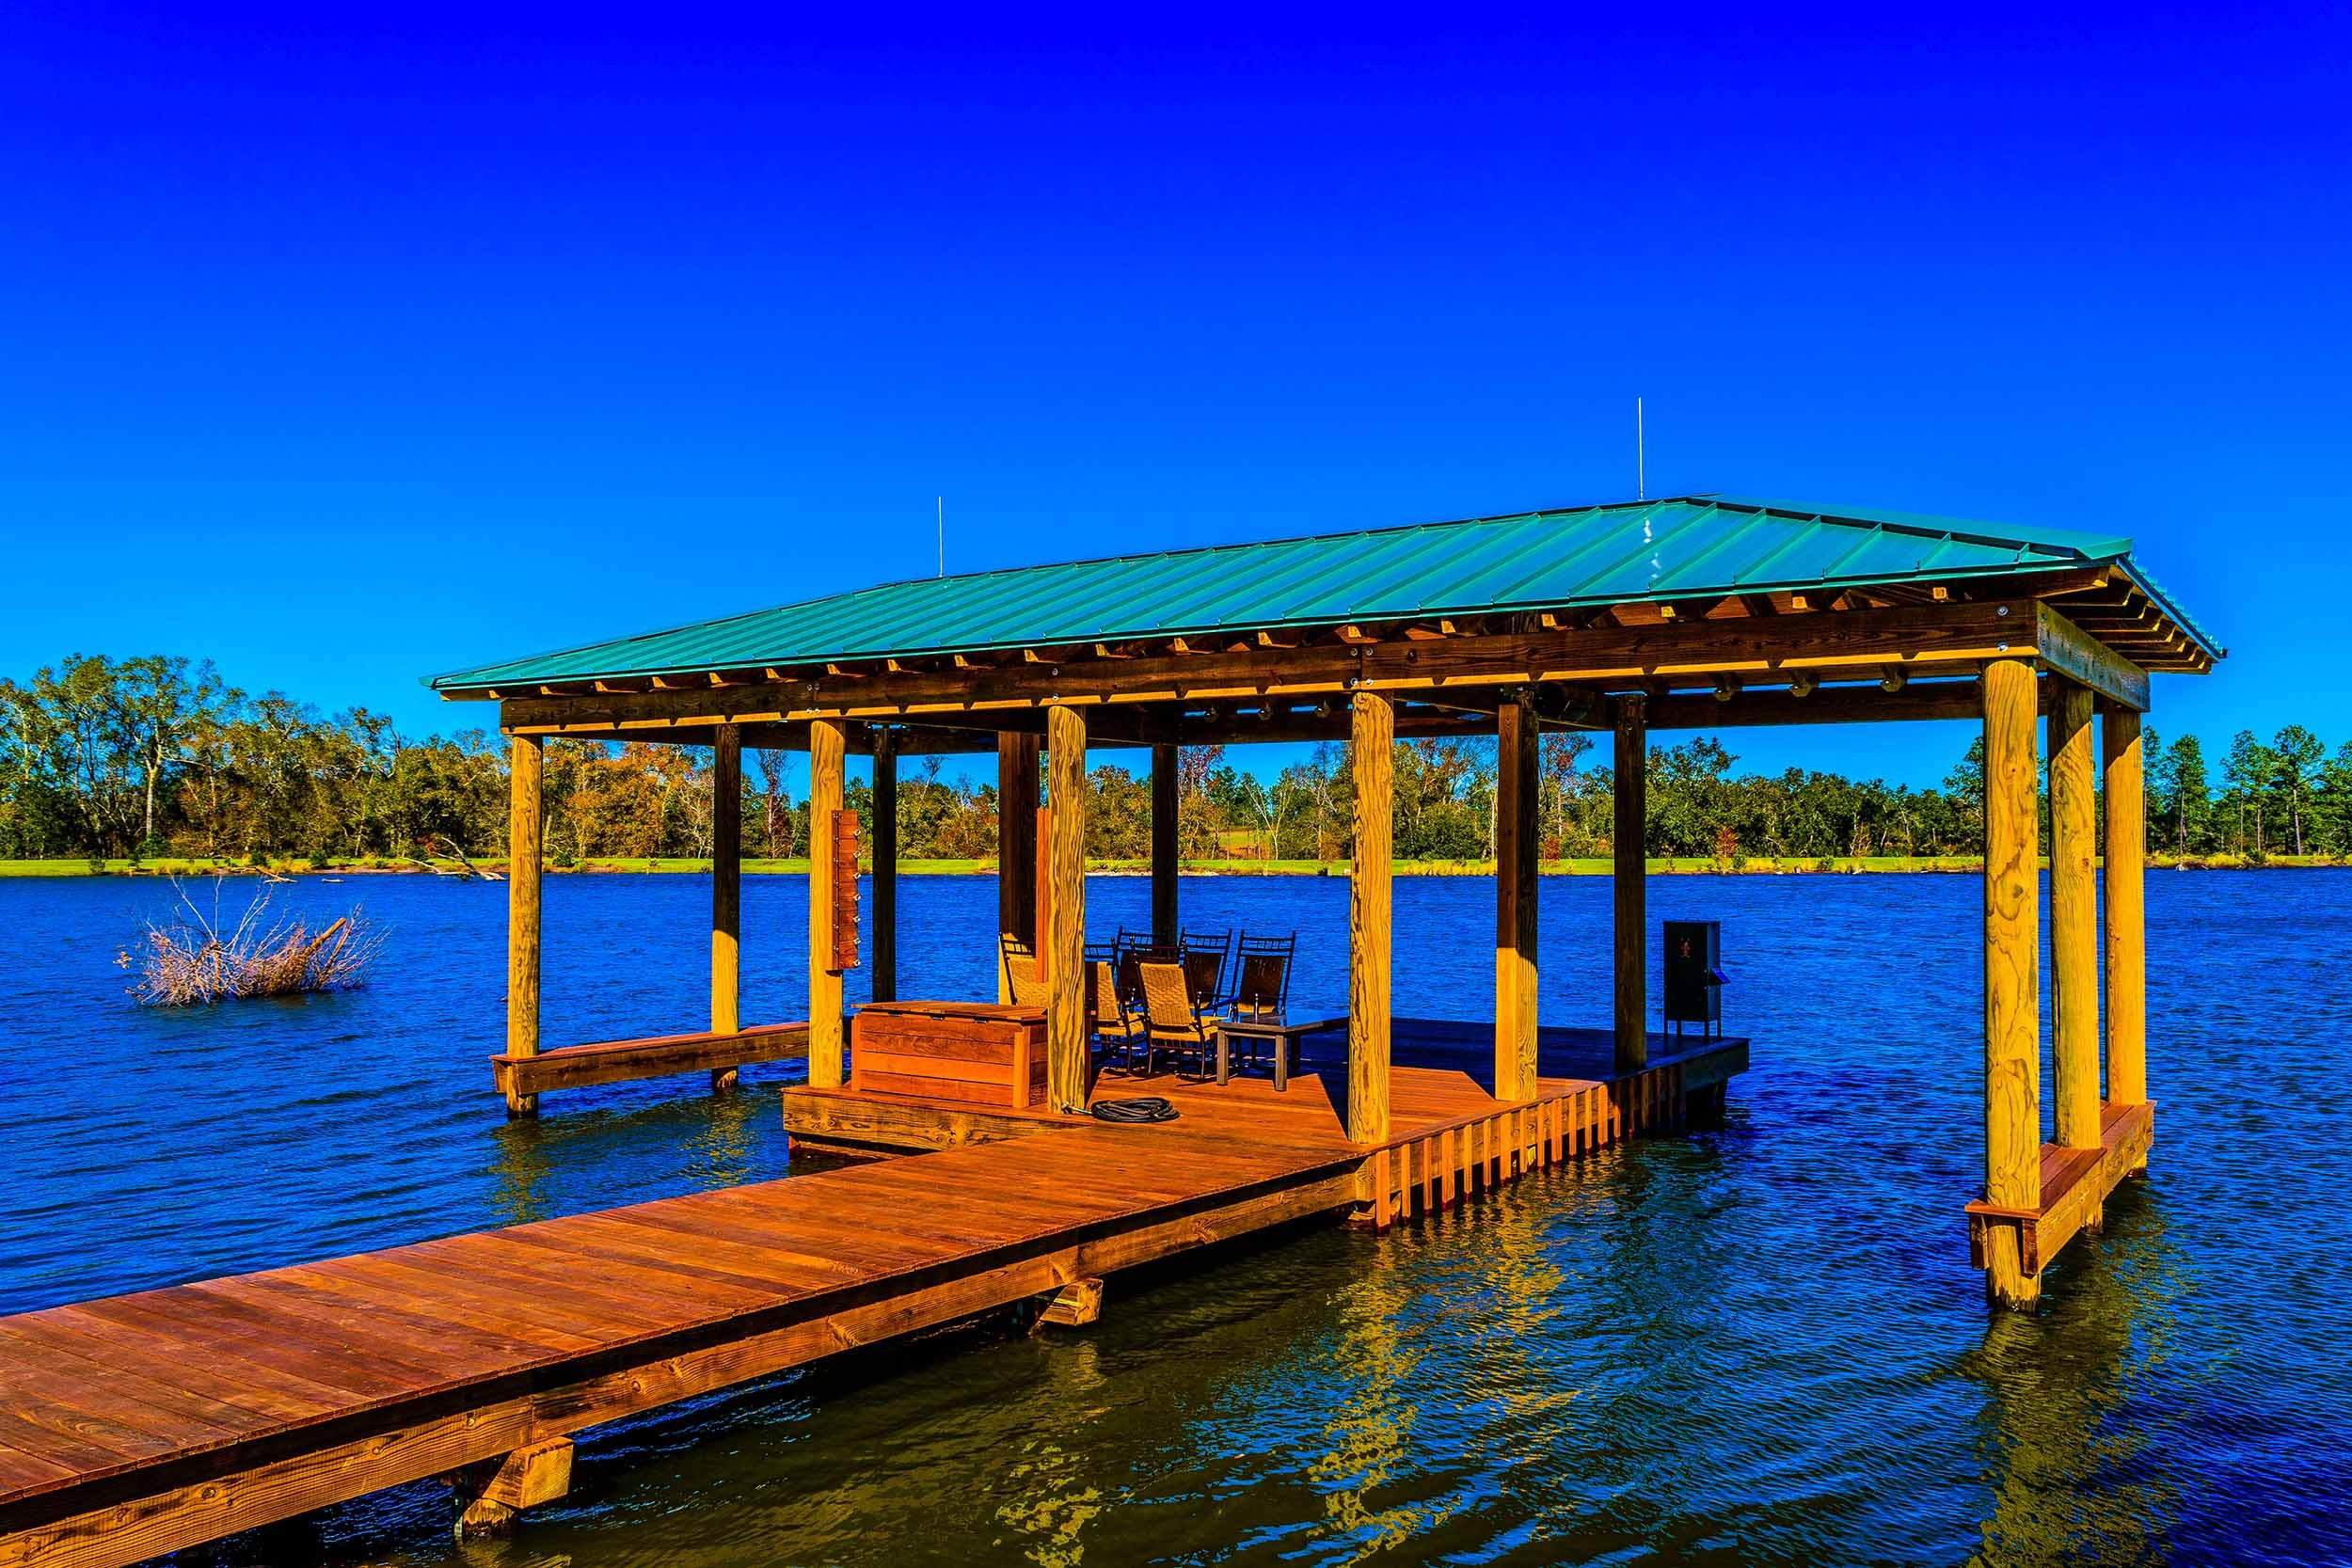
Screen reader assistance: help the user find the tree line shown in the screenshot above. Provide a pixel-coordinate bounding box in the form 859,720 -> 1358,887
6,653 -> 2348,866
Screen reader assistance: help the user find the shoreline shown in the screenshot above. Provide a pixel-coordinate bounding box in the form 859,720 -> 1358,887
5,852 -> 2336,879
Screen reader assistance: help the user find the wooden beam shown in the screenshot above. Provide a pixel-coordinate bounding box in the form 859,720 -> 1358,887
1348,691 -> 1392,1145
2049,681 -> 2100,1159
2103,706 -> 2148,1152
710,723 -> 742,1091
2034,602 -> 2149,711
495,599 -> 2053,732
808,720 -> 846,1089
1151,742 -> 1179,942
504,736 -> 543,1118
1044,705 -> 1089,1114
1495,697 -> 1539,1102
997,734 -> 1039,1003
1613,694 -> 1646,1071
1644,677 -> 2052,730
1981,657 -> 2042,1308
872,725 -> 898,1005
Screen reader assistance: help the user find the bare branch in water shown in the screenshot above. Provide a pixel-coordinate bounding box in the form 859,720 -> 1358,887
118,877 -> 383,1006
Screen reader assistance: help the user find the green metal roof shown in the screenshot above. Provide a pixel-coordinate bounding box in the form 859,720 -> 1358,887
429,495 -> 2220,690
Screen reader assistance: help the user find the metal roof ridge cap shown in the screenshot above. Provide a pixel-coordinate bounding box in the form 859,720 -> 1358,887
1708,494 -> 2127,562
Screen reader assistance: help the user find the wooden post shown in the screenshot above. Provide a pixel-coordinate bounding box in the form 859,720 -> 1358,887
504,734 -> 543,1118
1613,693 -> 1647,1072
1982,658 -> 2042,1308
808,719 -> 846,1089
1495,695 -> 1539,1101
1152,741 -> 1179,943
1044,705 -> 1089,1113
709,724 -> 742,1090
1348,690 -> 1392,1144
997,733 -> 1040,1002
2048,680 -> 2099,1150
2104,705 -> 2148,1166
872,724 -> 898,1005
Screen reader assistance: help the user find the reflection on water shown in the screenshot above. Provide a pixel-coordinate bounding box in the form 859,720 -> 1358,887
4,870 -> 2351,1565
1962,1179 -> 2186,1568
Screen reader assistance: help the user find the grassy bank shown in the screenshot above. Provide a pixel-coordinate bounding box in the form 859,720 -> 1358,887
7,852 -> 2340,879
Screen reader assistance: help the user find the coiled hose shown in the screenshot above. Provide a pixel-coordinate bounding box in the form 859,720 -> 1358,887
1087,1097 -> 1180,1124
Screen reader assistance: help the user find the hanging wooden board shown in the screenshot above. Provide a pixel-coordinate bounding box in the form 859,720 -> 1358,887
1031,805 -> 1054,985
832,808 -> 861,971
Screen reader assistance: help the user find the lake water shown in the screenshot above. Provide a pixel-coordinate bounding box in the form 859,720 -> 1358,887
3,869 -> 2347,1566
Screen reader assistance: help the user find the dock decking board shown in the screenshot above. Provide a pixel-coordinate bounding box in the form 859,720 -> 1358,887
0,1041 -> 1745,1568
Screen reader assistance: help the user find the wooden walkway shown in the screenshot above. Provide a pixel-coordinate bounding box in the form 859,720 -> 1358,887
0,1033 -> 1744,1568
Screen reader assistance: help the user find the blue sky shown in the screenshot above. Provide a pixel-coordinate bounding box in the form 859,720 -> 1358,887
3,4 -> 2344,789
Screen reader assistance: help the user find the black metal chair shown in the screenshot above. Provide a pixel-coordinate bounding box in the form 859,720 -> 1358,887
1225,932 -> 1296,1069
1179,927 -> 1233,1014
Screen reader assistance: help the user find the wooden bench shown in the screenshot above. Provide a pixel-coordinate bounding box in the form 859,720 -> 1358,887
1965,1099 -> 2155,1274
490,1022 -> 811,1102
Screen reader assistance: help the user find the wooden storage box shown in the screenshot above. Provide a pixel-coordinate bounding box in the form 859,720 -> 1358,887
850,1001 -> 1050,1109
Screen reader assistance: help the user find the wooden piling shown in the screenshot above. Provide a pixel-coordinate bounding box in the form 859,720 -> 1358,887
2049,680 -> 2099,1150
808,718 -> 846,1089
1045,705 -> 1089,1112
2103,706 -> 2148,1132
1151,741 -> 1179,943
1613,693 -> 1647,1071
1495,695 -> 1539,1101
872,724 -> 898,1004
1982,658 -> 2042,1308
504,734 -> 543,1118
710,723 -> 741,1090
997,733 -> 1040,1001
1348,690 -> 1392,1144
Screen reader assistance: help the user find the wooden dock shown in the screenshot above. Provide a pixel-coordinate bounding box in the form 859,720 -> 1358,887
0,1030 -> 1742,1568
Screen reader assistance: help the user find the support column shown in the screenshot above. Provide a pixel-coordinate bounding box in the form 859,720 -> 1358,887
2049,680 -> 2100,1151
1152,741 -> 1180,943
808,719 -> 846,1089
1982,658 -> 2042,1309
2103,705 -> 2148,1169
1495,695 -> 1539,1101
1348,691 -> 1392,1144
504,734 -> 543,1118
709,724 -> 741,1090
872,724 -> 898,1004
997,732 -> 1040,1001
1045,705 -> 1089,1112
1613,693 -> 1647,1072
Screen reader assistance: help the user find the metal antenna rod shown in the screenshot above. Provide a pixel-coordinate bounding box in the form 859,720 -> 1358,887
937,497 -> 945,578
1636,397 -> 1645,501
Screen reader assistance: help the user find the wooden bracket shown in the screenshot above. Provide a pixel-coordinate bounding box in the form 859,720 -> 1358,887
445,1435 -> 574,1539
1038,1277 -> 1104,1328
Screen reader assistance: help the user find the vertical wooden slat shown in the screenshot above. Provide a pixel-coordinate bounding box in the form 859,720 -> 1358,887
504,734 -> 543,1118
1496,696 -> 1541,1101
709,723 -> 741,1090
1613,694 -> 1648,1071
1045,705 -> 1089,1113
872,724 -> 898,1005
1348,690 -> 1393,1145
2103,707 -> 2148,1139
808,719 -> 847,1089
1982,657 -> 2043,1308
2049,680 -> 2100,1150
1152,741 -> 1180,944
997,733 -> 1039,1003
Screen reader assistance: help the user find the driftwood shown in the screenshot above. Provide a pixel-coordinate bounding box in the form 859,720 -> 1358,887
119,879 -> 383,1006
